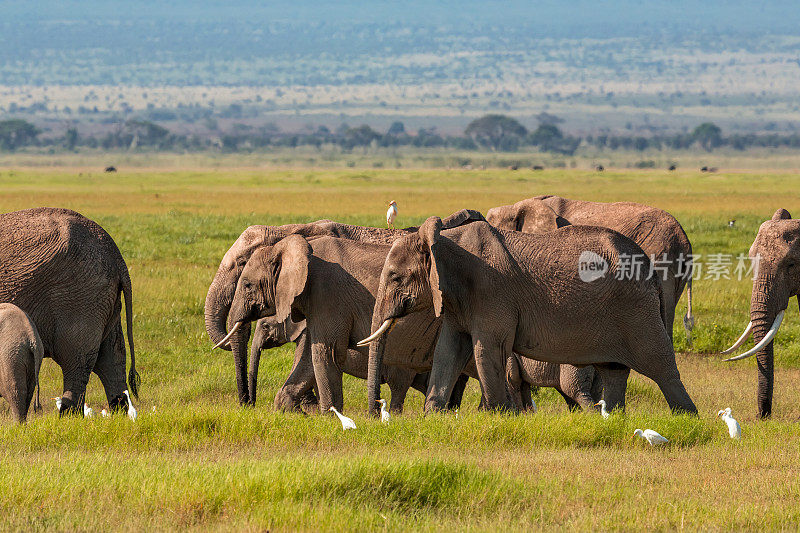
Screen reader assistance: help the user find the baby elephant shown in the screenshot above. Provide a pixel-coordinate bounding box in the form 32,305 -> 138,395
0,303 -> 43,422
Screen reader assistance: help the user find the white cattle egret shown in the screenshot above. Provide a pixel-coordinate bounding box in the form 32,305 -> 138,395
329,406 -> 356,430
53,397 -> 62,411
123,390 -> 137,421
386,200 -> 398,229
633,428 -> 669,446
594,400 -> 610,419
101,409 -> 110,418
376,399 -> 390,424
83,403 -> 94,418
717,407 -> 741,439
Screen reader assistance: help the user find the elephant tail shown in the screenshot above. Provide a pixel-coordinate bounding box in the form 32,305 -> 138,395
122,269 -> 140,400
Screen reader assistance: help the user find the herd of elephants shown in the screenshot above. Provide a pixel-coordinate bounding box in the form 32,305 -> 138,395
0,196 -> 798,424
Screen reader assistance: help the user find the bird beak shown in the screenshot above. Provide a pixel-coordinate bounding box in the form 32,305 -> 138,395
594,402 -> 600,407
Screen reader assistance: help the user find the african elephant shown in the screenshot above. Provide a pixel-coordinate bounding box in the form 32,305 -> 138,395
0,208 -> 139,415
486,196 -> 694,343
224,234 -> 438,413
249,317 -> 318,410
249,315 -> 433,413
205,220 -> 413,405
0,303 -> 43,422
722,208 -> 800,418
363,214 -> 697,416
506,356 -> 603,411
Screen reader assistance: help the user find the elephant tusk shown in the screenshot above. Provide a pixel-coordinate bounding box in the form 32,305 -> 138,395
723,310 -> 785,362
212,321 -> 243,350
721,321 -> 753,354
356,319 -> 394,347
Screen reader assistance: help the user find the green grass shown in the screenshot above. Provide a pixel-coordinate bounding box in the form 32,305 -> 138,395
1,165 -> 800,530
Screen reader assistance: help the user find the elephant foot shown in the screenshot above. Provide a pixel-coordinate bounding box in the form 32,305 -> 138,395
108,394 -> 129,414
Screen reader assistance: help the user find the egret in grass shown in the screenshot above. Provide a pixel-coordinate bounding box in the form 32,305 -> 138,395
717,407 -> 741,439
633,428 -> 669,446
53,397 -> 62,411
101,409 -> 110,418
594,399 -> 610,419
329,406 -> 357,430
123,390 -> 137,421
386,200 -> 398,229
83,403 -> 94,418
376,399 -> 390,424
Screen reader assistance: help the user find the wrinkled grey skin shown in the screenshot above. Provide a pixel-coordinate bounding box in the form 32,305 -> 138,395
248,317 -> 317,410
486,196 -> 694,343
249,316 -> 430,413
205,220 -> 413,405
0,303 -> 43,422
367,215 -> 697,416
729,208 -> 800,418
226,234 -> 438,413
0,208 -> 138,415
506,356 -> 603,411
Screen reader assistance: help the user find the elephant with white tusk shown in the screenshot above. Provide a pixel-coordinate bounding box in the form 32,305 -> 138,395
363,213 -> 698,416
205,220 -> 416,405
721,208 -> 800,419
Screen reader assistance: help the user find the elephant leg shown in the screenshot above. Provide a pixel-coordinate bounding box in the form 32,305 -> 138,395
311,340 -> 344,413
386,367 -> 416,414
560,364 -> 599,411
626,321 -> 698,415
520,382 -> 534,411
505,354 -> 524,411
595,363 -> 630,413
472,332 -> 515,412
60,354 -> 97,416
93,323 -> 128,411
275,333 -> 317,412
557,390 -> 581,411
447,374 -> 469,410
425,321 -> 472,413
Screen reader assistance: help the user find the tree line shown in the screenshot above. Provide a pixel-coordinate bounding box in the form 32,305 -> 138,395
2,115 -> 800,154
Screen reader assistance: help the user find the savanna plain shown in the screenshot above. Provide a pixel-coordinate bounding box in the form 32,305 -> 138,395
1,164 -> 799,531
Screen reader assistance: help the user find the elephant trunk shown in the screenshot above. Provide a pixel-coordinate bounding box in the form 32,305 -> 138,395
204,277 -> 235,351
248,323 -> 266,405
749,274 -> 786,419
367,333 -> 386,416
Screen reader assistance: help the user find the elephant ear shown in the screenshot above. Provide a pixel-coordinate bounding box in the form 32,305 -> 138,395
441,209 -> 485,229
270,235 -> 311,324
419,216 -> 445,317
516,199 -> 570,233
772,208 -> 792,221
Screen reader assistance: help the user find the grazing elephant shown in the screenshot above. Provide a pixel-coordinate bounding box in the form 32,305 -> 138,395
486,196 -> 694,343
0,303 -> 43,422
225,235 -> 437,413
205,220 -> 413,405
0,208 -> 139,415
722,208 -> 800,418
363,215 -> 697,415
